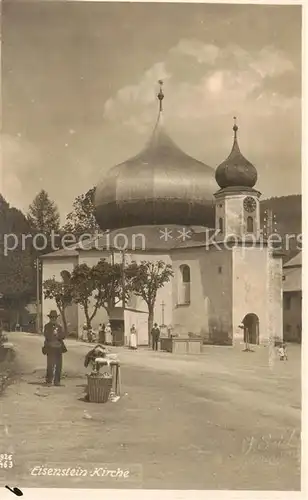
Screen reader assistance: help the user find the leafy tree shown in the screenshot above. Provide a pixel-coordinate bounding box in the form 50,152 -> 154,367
43,273 -> 73,336
27,189 -> 60,233
62,187 -> 99,236
93,258 -> 128,315
69,258 -> 128,330
126,260 -> 174,345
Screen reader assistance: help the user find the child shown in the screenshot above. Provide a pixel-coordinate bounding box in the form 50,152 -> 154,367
278,343 -> 288,361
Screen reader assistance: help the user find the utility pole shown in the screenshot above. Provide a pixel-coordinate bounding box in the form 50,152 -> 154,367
34,257 -> 41,334
160,300 -> 165,326
121,250 -> 126,309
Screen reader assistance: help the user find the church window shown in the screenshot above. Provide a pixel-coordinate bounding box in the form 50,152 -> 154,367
218,266 -> 222,274
178,264 -> 191,305
218,217 -> 224,233
247,216 -> 254,233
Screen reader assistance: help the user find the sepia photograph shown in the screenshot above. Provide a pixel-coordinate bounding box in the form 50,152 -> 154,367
0,0 -> 303,494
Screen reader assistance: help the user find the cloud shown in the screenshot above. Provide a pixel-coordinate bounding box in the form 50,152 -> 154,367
100,38 -> 300,199
172,39 -> 220,65
104,62 -> 171,127
103,39 -> 298,134
0,134 -> 41,211
249,46 -> 294,78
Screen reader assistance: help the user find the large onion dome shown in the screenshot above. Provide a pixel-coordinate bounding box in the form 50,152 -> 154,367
215,118 -> 258,190
94,82 -> 217,231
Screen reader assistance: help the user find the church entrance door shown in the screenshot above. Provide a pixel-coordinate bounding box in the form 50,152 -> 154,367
242,313 -> 260,345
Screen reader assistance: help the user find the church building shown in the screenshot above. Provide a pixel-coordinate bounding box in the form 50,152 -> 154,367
41,82 -> 283,347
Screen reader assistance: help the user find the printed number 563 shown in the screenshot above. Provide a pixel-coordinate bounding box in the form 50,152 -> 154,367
0,462 -> 13,468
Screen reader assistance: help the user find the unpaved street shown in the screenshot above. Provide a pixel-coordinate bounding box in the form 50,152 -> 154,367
0,332 -> 301,490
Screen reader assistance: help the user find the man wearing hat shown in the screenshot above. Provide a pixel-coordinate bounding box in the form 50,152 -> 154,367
43,310 -> 67,386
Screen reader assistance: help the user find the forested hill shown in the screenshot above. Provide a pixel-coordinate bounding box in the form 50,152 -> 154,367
260,194 -> 301,262
0,195 -> 35,303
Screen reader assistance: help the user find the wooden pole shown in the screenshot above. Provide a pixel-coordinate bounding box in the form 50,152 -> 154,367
161,301 -> 165,326
36,258 -> 40,334
121,250 -> 126,308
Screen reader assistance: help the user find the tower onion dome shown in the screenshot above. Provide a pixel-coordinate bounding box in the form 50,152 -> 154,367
215,118 -> 258,189
94,81 -> 217,231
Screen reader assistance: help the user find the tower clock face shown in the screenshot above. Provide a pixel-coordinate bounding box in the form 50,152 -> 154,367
243,196 -> 256,213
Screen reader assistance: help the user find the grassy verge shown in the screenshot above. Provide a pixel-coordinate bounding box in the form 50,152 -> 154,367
0,354 -> 19,396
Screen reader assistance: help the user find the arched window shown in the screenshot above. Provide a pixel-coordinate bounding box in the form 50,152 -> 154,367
247,216 -> 254,233
218,217 -> 224,233
178,264 -> 191,305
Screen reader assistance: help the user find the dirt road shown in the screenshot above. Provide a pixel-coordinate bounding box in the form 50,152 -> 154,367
0,332 -> 301,490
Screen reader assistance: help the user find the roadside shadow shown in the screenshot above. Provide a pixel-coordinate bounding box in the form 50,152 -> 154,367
78,395 -> 89,402
27,381 -> 47,386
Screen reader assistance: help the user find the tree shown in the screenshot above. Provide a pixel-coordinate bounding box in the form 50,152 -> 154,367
93,258 -> 128,316
62,187 -> 100,237
43,275 -> 73,336
27,189 -> 60,233
126,260 -> 174,345
0,196 -> 36,327
69,258 -> 128,330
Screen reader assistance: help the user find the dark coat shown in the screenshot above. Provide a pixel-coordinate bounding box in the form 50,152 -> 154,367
151,327 -> 160,340
42,322 -> 67,355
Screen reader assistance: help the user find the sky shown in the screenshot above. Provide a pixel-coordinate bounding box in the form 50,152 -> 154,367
1,1 -> 302,222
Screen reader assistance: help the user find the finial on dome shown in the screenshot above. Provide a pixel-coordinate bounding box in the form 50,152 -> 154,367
215,116 -> 258,190
157,80 -> 164,112
233,116 -> 238,136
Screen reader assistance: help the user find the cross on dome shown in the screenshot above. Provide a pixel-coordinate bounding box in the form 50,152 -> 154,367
157,80 -> 164,112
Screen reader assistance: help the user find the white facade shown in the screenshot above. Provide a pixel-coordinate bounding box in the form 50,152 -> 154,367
41,181 -> 283,346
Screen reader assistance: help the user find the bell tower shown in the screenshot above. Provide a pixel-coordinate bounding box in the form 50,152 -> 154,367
214,118 -> 260,240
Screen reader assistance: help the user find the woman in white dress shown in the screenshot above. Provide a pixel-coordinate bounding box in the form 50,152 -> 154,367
129,325 -> 137,350
105,322 -> 112,345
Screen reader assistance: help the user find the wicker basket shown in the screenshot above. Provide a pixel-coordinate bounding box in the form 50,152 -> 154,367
87,374 -> 113,403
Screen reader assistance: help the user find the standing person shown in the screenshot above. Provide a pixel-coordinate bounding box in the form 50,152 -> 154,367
0,323 -> 5,344
87,326 -> 93,343
82,322 -> 88,342
151,323 -> 160,351
105,322 -> 112,345
43,310 -> 67,386
129,324 -> 137,350
98,323 -> 106,344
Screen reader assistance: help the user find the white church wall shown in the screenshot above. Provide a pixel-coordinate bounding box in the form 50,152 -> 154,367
78,249 -> 110,266
232,246 -> 269,344
203,248 -> 233,341
267,253 -> 283,344
124,309 -> 148,346
76,249 -> 173,336
42,256 -> 78,334
225,195 -> 246,238
130,252 -> 173,328
224,194 -> 261,240
171,247 -> 233,340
